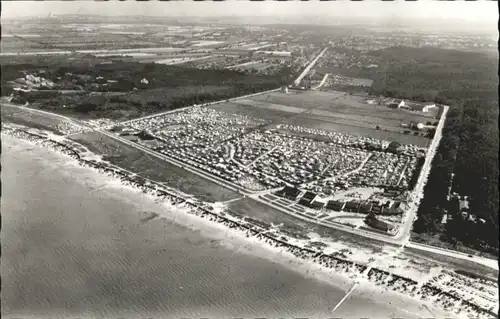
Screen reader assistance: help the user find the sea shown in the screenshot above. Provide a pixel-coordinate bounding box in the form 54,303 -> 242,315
1,135 -> 427,319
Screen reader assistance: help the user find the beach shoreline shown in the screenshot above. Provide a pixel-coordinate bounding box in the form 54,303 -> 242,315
2,126 -> 497,319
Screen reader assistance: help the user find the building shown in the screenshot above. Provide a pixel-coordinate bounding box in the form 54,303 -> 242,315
301,191 -> 317,202
311,200 -> 325,210
365,214 -> 394,232
326,200 -> 345,211
344,200 -> 360,213
383,186 -> 403,197
371,204 -> 383,214
298,191 -> 317,207
359,202 -> 373,214
276,186 -> 301,200
381,201 -> 406,215
403,101 -> 437,113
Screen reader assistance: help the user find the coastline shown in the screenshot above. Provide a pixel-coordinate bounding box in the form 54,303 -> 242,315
2,126 -> 497,319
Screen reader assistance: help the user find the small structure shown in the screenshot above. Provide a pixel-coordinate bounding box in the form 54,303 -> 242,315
441,214 -> 448,224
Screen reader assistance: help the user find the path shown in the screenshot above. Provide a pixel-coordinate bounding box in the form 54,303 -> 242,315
243,145 -> 279,168
398,105 -> 449,244
330,282 -> 359,314
312,73 -> 330,90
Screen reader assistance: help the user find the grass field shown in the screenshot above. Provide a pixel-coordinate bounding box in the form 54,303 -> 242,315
211,90 -> 436,146
402,247 -> 498,281
1,105 -> 66,134
210,102 -> 291,123
228,197 -> 387,251
69,131 -> 241,203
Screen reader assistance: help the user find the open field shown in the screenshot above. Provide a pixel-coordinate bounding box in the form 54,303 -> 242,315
210,90 -> 436,146
228,197 -> 386,251
69,131 -> 241,203
279,115 -> 430,147
1,104 -> 66,134
402,247 -> 498,281
210,102 -> 291,122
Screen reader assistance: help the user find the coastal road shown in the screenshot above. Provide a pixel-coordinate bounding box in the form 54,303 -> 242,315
3,102 -> 497,271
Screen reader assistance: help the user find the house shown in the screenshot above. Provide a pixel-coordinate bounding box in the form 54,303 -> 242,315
392,99 -> 405,108
365,214 -> 394,232
459,198 -> 469,212
383,186 -> 403,197
359,202 -> 373,214
405,102 -> 436,112
441,214 -> 448,224
277,186 -> 301,200
344,200 -> 360,213
301,191 -> 317,202
381,201 -> 405,215
371,204 -> 383,214
326,200 -> 345,211
311,200 -> 325,210
298,197 -> 312,207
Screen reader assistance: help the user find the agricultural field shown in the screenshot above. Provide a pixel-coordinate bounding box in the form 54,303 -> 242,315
68,130 -> 242,203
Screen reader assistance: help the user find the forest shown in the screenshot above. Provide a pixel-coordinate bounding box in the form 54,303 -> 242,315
2,60 -> 293,120
368,46 -> 498,256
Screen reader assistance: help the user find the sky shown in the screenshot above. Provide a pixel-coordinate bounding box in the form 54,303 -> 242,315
2,0 -> 498,27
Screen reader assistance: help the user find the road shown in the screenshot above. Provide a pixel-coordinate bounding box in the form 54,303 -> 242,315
312,73 -> 330,90
294,47 -> 328,87
3,103 -> 497,271
397,105 -> 449,244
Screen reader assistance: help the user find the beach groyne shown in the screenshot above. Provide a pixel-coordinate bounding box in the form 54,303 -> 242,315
2,124 -> 496,319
